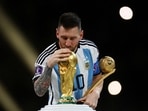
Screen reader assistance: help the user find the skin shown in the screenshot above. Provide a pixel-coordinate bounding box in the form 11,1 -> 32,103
34,26 -> 103,110
46,26 -> 83,68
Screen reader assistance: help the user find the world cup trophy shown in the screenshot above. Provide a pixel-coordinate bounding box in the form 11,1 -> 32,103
58,52 -> 77,104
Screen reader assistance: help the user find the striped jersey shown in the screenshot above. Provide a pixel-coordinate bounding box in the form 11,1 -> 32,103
32,39 -> 101,105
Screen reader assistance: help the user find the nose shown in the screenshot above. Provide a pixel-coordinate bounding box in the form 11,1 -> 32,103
65,39 -> 71,47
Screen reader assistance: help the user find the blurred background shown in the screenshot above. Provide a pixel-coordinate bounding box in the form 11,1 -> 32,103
0,0 -> 147,111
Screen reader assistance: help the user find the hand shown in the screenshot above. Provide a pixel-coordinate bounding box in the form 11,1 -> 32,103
77,91 -> 100,110
46,48 -> 72,68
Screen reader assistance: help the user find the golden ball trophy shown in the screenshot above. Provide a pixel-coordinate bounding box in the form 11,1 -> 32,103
84,56 -> 116,96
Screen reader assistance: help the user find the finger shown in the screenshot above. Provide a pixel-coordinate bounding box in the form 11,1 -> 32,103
60,48 -> 72,54
58,57 -> 69,62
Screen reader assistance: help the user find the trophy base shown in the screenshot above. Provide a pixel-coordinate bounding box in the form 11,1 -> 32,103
39,104 -> 96,111
58,96 -> 76,104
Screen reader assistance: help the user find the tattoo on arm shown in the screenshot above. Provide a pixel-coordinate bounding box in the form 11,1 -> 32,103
34,66 -> 52,96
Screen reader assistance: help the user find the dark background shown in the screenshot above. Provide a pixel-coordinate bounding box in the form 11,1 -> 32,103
0,0 -> 148,111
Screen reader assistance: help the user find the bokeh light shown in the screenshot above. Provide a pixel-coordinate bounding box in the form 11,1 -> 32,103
119,6 -> 133,20
108,81 -> 122,95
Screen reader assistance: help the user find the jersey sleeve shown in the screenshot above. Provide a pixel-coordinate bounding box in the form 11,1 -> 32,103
32,48 -> 51,81
87,41 -> 101,76
92,47 -> 101,75
32,63 -> 47,81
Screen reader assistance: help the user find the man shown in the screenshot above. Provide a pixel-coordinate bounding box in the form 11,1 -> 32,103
32,12 -> 104,110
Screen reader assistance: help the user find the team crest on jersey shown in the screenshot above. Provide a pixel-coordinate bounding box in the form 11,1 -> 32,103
35,65 -> 43,74
85,59 -> 89,69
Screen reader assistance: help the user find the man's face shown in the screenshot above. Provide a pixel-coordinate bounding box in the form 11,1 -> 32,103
56,26 -> 83,51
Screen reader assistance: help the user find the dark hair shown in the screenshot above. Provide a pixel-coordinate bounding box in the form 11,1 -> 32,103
58,12 -> 82,29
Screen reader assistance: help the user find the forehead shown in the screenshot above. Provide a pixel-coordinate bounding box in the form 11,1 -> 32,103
58,26 -> 80,34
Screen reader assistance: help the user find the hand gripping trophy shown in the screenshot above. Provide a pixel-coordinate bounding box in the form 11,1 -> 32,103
58,52 -> 77,104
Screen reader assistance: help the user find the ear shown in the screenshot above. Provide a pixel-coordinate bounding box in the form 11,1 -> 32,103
80,30 -> 84,39
56,28 -> 59,39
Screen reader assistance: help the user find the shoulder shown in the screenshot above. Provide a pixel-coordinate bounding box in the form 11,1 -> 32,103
35,42 -> 58,64
79,39 -> 99,55
43,42 -> 58,54
79,39 -> 98,49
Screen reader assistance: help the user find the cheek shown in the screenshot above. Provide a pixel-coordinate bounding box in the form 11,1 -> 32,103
72,40 -> 79,46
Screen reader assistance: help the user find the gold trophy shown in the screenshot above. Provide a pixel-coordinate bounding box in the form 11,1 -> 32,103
84,56 -> 116,96
58,52 -> 77,104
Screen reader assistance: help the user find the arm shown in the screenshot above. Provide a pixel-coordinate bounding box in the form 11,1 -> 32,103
91,73 -> 104,98
34,66 -> 52,97
78,56 -> 116,109
33,48 -> 72,97
77,74 -> 104,110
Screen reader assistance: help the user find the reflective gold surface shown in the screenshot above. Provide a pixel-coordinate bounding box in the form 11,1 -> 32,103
58,52 -> 77,104
99,56 -> 115,73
